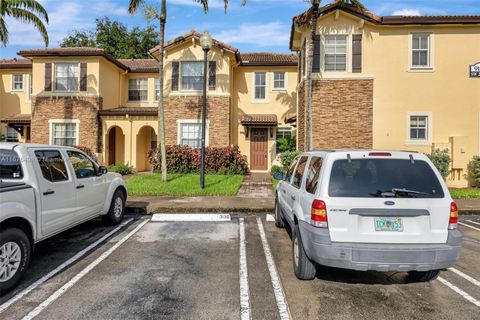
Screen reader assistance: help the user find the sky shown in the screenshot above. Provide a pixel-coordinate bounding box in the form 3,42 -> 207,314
1,0 -> 480,58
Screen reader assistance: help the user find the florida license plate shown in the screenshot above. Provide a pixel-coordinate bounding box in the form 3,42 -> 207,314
374,217 -> 404,232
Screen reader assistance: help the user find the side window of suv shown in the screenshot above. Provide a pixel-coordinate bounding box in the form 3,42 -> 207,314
67,151 -> 97,179
285,157 -> 299,183
35,150 -> 69,182
305,157 -> 323,194
292,156 -> 308,188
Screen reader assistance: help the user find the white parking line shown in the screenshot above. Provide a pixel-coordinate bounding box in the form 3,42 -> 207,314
459,222 -> 480,232
256,218 -> 291,320
438,277 -> 480,307
467,220 -> 480,227
239,218 -> 251,320
0,218 -> 133,314
151,213 -> 231,222
449,268 -> 480,288
22,218 -> 149,320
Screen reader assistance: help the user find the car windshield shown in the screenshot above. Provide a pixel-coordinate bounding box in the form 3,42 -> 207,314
0,149 -> 23,179
328,158 -> 444,198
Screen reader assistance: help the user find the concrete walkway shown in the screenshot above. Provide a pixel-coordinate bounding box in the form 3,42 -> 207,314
237,172 -> 274,198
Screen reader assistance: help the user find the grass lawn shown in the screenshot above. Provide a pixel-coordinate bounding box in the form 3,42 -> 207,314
272,177 -> 280,191
126,173 -> 244,196
449,188 -> 480,199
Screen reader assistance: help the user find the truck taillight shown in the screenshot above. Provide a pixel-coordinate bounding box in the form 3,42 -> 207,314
311,200 -> 328,228
449,202 -> 459,230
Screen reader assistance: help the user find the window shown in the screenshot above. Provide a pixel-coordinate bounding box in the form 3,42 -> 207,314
254,72 -> 267,100
328,159 -> 444,198
55,63 -> 78,91
35,150 -> 69,182
273,72 -> 286,90
412,34 -> 430,68
5,127 -> 19,142
285,157 -> 299,183
128,79 -> 148,101
306,157 -> 323,194
292,156 -> 308,188
0,149 -> 23,179
154,78 -> 160,101
179,123 -> 202,148
276,128 -> 293,154
12,74 -> 23,91
51,122 -> 77,146
29,74 -> 33,99
67,151 -> 96,179
324,35 -> 347,72
182,62 -> 204,91
409,115 -> 428,141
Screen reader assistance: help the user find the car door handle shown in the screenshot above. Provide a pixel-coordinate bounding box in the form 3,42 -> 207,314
291,195 -> 296,201
76,184 -> 85,189
43,190 -> 55,196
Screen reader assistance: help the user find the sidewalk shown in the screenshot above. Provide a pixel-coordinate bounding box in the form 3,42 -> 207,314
456,199 -> 480,215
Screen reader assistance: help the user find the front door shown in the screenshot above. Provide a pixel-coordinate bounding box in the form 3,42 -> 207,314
250,128 -> 268,170
108,127 -> 116,166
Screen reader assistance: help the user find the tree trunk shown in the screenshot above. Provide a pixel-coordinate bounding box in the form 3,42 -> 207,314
158,0 -> 167,182
306,3 -> 319,152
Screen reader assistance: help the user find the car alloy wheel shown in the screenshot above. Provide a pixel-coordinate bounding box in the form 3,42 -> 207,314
0,242 -> 21,282
113,196 -> 123,219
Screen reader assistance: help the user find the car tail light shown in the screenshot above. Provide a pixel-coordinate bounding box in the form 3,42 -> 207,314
368,152 -> 392,157
449,202 -> 459,230
311,200 -> 328,228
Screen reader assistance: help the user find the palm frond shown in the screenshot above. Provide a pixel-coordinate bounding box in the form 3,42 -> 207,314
5,0 -> 49,23
128,0 -> 145,15
195,0 -> 209,14
8,7 -> 48,46
0,17 -> 8,46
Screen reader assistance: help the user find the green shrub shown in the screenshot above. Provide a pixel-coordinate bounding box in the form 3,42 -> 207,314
467,156 -> 480,187
270,165 -> 283,176
109,163 -> 135,176
277,136 -> 296,153
0,133 -> 5,142
279,151 -> 299,172
426,149 -> 451,180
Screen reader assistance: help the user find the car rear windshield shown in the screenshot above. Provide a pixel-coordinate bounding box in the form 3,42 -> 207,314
328,159 -> 444,198
0,149 -> 23,179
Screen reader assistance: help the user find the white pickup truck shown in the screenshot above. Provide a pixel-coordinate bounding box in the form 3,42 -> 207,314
0,143 -> 127,293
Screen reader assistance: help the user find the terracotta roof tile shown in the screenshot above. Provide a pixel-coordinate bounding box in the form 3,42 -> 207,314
241,114 -> 278,126
118,59 -> 159,73
98,107 -> 158,117
0,114 -> 32,124
240,52 -> 297,66
0,58 -> 32,69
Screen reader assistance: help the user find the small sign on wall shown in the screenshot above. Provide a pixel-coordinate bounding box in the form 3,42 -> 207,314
471,62 -> 480,78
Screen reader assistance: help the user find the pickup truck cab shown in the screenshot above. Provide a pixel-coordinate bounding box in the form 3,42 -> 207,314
275,150 -> 462,282
0,143 -> 127,293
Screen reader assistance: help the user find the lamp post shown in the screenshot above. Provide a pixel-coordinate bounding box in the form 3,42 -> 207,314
199,30 -> 213,189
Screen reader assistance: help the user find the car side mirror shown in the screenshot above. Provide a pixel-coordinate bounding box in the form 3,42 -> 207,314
98,166 -> 108,176
273,172 -> 284,181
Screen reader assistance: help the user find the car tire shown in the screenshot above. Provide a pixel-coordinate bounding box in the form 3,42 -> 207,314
292,224 -> 316,280
407,270 -> 441,282
102,189 -> 125,226
0,228 -> 31,294
275,197 -> 285,228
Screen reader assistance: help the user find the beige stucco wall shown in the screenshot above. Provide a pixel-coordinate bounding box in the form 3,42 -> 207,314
121,73 -> 159,108
232,66 -> 297,169
292,10 -> 480,186
98,58 -> 123,109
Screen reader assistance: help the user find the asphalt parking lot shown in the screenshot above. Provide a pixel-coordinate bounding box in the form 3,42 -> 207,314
1,213 -> 480,320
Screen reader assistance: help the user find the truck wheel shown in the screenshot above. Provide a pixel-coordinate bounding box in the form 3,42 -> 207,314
102,189 -> 125,226
292,224 -> 316,280
275,198 -> 285,228
0,228 -> 31,293
407,270 -> 441,282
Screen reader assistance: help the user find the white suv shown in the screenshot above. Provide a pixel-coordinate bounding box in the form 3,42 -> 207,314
275,150 -> 462,282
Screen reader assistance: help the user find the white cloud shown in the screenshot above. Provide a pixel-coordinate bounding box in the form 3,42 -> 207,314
214,22 -> 289,47
392,8 -> 422,16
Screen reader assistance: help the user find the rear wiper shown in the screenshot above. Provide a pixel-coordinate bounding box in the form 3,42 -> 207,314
391,188 -> 430,197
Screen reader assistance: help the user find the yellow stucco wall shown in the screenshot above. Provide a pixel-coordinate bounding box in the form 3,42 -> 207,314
98,58 -> 123,109
121,73 -> 159,108
292,10 -> 480,186
232,66 -> 298,169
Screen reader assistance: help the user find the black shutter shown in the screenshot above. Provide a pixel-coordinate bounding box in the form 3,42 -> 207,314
80,63 -> 87,91
208,61 -> 216,90
45,63 -> 52,91
312,34 -> 321,73
172,61 -> 179,91
352,34 -> 363,73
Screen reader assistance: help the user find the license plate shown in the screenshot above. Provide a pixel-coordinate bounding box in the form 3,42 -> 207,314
374,217 -> 404,232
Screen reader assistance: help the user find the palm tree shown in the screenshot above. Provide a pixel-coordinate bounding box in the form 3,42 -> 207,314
305,0 -> 364,151
0,0 -> 49,46
128,0 -> 246,183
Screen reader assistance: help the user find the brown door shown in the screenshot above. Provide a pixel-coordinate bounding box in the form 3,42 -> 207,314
108,127 -> 116,166
250,128 -> 268,170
